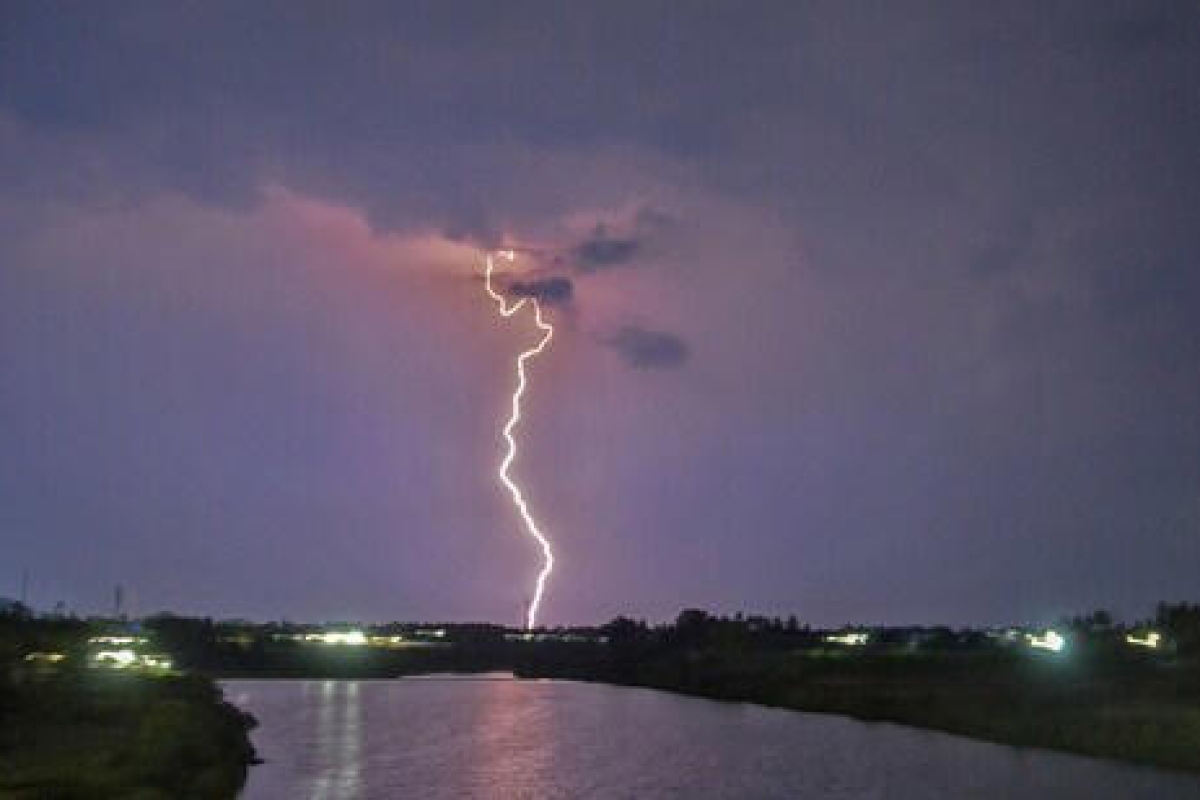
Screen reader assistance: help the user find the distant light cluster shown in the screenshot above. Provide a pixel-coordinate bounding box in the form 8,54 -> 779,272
1125,631 -> 1161,649
824,631 -> 869,646
91,648 -> 173,671
274,629 -> 449,648
88,635 -> 147,646
1026,630 -> 1066,653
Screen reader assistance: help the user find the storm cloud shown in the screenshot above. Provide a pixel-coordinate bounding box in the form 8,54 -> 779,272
606,326 -> 689,369
1,2 -> 1198,626
572,225 -> 640,272
507,276 -> 574,305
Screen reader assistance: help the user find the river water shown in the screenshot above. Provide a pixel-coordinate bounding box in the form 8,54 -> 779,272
226,675 -> 1200,799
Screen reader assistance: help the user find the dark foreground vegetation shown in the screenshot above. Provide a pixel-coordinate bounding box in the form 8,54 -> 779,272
0,613 -> 256,799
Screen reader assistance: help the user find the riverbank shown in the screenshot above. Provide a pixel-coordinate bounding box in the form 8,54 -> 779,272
8,608 -> 1197,786
515,647 -> 1200,774
0,667 -> 257,799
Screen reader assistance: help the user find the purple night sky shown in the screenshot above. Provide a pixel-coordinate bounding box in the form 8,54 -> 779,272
1,3 -> 1197,627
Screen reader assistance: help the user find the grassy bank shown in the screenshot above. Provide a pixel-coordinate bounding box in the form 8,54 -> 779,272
516,645 -> 1200,774
0,666 -> 256,799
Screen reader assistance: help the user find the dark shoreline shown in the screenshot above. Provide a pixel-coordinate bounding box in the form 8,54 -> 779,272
512,649 -> 1200,775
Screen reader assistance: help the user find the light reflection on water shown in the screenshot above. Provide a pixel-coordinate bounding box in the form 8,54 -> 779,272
227,675 -> 1200,799
306,681 -> 361,799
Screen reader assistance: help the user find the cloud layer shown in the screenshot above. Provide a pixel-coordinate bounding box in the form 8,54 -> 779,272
1,3 -> 1197,625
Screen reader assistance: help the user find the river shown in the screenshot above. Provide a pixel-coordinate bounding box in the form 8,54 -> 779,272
225,675 -> 1200,798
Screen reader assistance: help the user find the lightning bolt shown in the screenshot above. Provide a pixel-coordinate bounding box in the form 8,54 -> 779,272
483,250 -> 555,630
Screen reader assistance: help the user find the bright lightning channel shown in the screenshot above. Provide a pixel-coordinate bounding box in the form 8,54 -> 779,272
483,250 -> 555,630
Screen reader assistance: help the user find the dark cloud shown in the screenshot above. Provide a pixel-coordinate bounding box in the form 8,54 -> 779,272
606,326 -> 689,369
508,276 -> 574,305
572,225 -> 640,272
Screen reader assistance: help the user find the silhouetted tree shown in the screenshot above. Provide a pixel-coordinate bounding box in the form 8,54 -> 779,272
601,617 -> 648,644
1155,602 -> 1200,653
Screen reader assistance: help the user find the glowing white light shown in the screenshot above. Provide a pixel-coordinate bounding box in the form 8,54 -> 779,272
94,649 -> 138,667
89,636 -> 146,646
482,251 -> 555,630
415,628 -> 446,638
308,631 -> 367,646
1125,631 -> 1161,649
24,652 -> 66,663
1027,630 -> 1065,652
824,632 -> 869,646
91,649 -> 173,671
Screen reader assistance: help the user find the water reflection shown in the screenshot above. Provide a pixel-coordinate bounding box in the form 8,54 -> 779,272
306,681 -> 362,800
229,677 -> 1200,800
468,676 -> 556,796
239,679 -> 364,800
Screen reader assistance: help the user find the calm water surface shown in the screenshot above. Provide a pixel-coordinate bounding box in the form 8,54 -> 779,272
226,675 -> 1200,799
